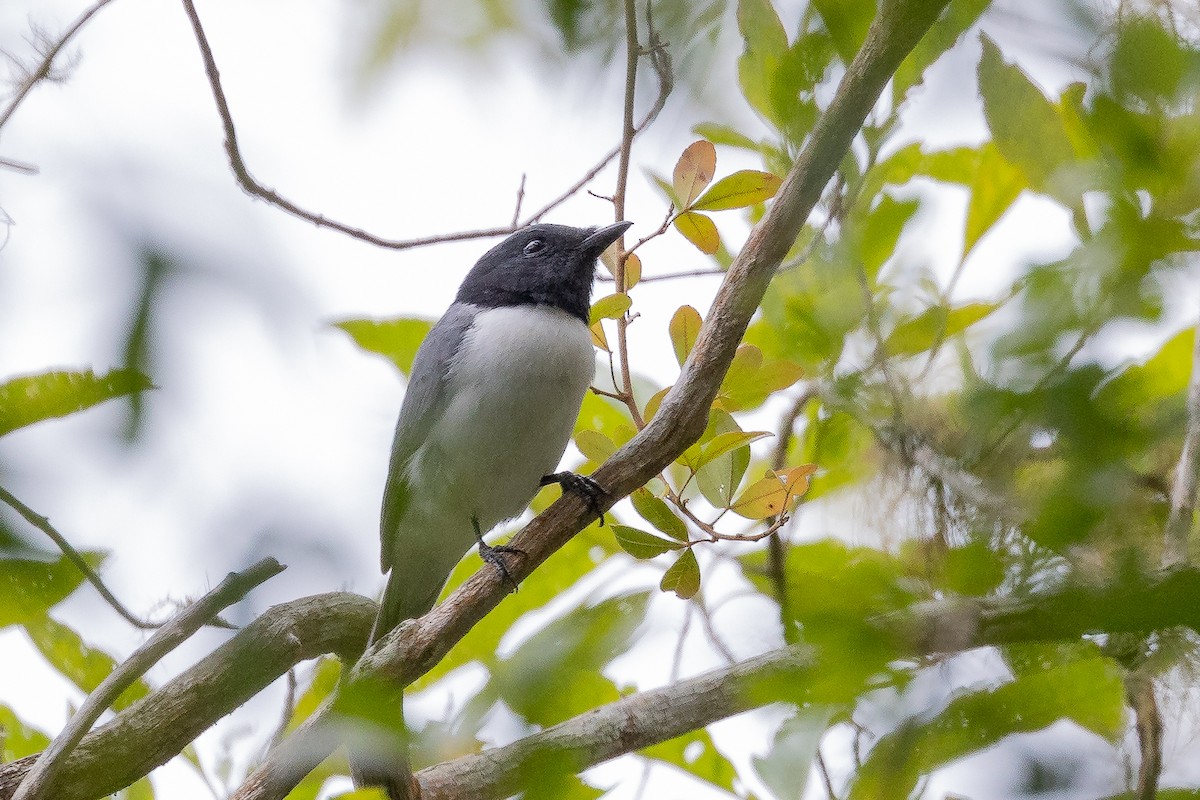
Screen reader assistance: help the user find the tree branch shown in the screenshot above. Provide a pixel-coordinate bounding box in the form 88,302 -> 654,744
0,484 -> 164,630
0,592 -> 375,800
177,0 -> 670,251
232,2 -> 954,797
11,559 -> 285,800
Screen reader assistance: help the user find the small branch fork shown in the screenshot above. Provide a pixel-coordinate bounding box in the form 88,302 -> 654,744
9,558 -> 285,800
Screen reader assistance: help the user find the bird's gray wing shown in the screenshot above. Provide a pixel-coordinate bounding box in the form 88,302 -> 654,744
378,303 -> 477,572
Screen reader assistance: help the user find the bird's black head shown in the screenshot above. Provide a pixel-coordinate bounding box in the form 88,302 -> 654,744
455,222 -> 632,323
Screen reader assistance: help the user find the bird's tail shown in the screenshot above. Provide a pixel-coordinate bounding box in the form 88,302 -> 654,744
369,565 -> 443,645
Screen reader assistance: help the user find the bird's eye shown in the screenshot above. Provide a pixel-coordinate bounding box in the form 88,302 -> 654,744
523,239 -> 545,255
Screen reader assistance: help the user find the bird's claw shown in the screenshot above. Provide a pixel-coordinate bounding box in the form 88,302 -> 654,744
540,471 -> 608,526
473,517 -> 523,592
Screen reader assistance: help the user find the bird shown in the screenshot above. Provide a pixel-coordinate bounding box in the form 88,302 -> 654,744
368,220 -> 632,645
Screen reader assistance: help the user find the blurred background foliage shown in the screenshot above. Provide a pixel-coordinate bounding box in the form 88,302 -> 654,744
4,0 -> 1200,798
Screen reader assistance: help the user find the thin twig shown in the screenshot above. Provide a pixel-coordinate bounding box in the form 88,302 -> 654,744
510,174 -> 527,227
11,558 -> 285,800
270,669 -> 299,751
816,746 -> 837,799
0,0 -> 118,131
0,484 -> 162,630
597,267 -> 725,284
766,387 -> 815,631
0,157 -> 39,175
1163,317 -> 1200,567
178,0 -> 671,251
1126,670 -> 1162,800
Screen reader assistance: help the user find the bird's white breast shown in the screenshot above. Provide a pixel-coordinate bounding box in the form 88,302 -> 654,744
413,304 -> 595,530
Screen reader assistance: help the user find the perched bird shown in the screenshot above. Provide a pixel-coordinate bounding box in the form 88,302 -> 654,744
369,221 -> 631,644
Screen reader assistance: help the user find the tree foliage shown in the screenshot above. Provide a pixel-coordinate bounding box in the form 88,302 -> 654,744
3,0 -> 1200,798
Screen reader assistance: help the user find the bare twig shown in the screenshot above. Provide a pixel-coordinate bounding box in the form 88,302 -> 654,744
0,0 -> 118,131
270,669 -> 299,751
766,387 -> 816,631
11,558 -> 285,800
178,0 -> 671,251
816,746 -> 837,799
0,484 -> 162,630
1126,670 -> 1162,800
597,267 -> 725,284
1163,319 -> 1200,567
0,157 -> 39,174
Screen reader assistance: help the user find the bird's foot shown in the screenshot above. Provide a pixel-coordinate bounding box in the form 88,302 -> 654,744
540,471 -> 608,526
473,516 -> 523,592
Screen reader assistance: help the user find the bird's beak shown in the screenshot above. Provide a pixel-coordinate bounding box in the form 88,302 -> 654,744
582,221 -> 633,257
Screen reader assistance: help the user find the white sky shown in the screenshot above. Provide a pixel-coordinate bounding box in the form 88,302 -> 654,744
2,0 -> 1192,798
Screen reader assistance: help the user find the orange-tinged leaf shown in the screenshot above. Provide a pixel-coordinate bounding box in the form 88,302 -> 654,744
669,306 -> 703,367
590,321 -> 609,351
731,475 -> 789,520
660,548 -> 701,599
691,170 -> 783,211
612,524 -> 683,559
777,464 -> 818,503
589,293 -> 632,325
673,140 -> 717,206
674,211 -> 720,254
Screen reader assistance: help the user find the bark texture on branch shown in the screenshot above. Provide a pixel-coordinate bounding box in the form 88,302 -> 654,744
0,593 -> 375,800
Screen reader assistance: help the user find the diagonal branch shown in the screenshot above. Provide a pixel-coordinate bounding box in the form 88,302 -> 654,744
0,592 -> 376,800
10,559 -> 285,800
232,2 -> 954,798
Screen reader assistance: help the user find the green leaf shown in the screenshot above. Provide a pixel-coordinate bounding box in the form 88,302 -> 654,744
24,616 -> 150,711
695,410 -> 753,509
612,524 -> 683,559
334,318 -> 433,376
852,195 -> 920,280
847,653 -> 1124,800
0,552 -> 104,627
753,711 -> 831,800
630,488 -> 688,542
737,0 -> 789,123
978,36 -> 1075,193
672,140 -> 717,207
660,549 -> 701,599
691,170 -> 782,211
0,369 -> 152,437
885,302 -> 1000,357
963,143 -> 1027,259
674,211 -> 720,254
287,656 -> 342,734
0,704 -> 50,761
588,293 -> 632,325
574,429 -> 617,464
642,728 -> 737,793
669,306 -> 703,367
495,593 -> 649,725
811,0 -> 873,62
893,0 -> 990,106
693,430 -> 772,471
116,777 -> 156,800
692,123 -> 761,151
410,529 -> 611,691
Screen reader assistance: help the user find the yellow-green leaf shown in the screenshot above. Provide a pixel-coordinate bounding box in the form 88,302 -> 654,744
589,321 -> 610,352
669,306 -> 704,367
674,211 -> 720,254
631,488 -> 689,542
695,430 -> 773,471
623,252 -> 642,290
334,318 -> 433,376
0,369 -> 153,438
589,293 -> 632,325
731,475 -> 789,519
673,140 -> 717,206
661,549 -> 701,599
575,429 -> 617,463
692,170 -> 783,211
644,386 -> 672,420
612,524 -> 683,559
